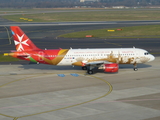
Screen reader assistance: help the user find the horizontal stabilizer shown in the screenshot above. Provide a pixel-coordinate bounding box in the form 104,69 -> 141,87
4,53 -> 29,57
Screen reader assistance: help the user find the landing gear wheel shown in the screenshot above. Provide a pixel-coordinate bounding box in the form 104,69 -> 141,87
87,70 -> 94,74
82,66 -> 87,70
133,63 -> 138,71
134,68 -> 138,71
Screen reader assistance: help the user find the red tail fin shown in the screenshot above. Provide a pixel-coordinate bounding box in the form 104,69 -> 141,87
10,26 -> 40,51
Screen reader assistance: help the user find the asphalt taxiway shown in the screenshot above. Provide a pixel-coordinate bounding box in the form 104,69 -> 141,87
0,18 -> 160,120
0,57 -> 160,120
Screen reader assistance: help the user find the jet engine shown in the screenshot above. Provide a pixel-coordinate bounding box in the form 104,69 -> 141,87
99,63 -> 119,73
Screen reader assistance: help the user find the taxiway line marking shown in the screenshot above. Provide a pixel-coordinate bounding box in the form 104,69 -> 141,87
0,27 -> 12,47
17,75 -> 113,119
0,74 -> 113,120
0,113 -> 15,119
0,75 -> 39,88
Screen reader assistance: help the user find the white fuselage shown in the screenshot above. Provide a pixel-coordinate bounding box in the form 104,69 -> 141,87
57,48 -> 155,66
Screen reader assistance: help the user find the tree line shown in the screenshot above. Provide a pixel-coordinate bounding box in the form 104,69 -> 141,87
0,0 -> 159,8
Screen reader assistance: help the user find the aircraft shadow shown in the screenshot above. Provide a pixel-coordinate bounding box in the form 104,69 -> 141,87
0,61 -> 152,72
19,63 -> 81,70
119,64 -> 152,69
18,62 -> 152,72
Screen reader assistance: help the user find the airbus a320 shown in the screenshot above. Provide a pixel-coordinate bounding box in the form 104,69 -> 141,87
4,26 -> 155,74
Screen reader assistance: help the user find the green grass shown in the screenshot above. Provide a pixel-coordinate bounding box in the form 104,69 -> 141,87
2,9 -> 160,22
0,54 -> 20,62
59,25 -> 160,38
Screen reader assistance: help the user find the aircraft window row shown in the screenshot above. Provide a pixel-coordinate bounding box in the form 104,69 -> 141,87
44,54 -> 135,57
66,54 -> 135,56
119,54 -> 135,56
43,55 -> 57,57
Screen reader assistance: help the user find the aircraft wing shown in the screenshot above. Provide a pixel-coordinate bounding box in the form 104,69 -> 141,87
85,61 -> 112,65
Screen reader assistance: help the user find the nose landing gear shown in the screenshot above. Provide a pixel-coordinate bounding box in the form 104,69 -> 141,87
133,63 -> 138,71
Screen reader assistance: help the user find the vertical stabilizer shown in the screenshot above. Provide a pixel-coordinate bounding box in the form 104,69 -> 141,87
10,26 -> 40,51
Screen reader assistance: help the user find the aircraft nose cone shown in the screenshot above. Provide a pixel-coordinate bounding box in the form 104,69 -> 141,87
149,54 -> 155,62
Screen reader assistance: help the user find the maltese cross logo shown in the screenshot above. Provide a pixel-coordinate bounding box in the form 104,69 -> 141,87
14,34 -> 29,51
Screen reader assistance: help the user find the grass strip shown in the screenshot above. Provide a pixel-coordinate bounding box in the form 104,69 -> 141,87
2,10 -> 160,22
58,25 -> 160,38
0,54 -> 20,62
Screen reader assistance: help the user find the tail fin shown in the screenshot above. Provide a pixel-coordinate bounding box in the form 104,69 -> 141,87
10,26 -> 40,51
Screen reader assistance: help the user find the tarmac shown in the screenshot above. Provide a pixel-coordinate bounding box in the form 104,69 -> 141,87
0,57 -> 160,120
0,8 -> 160,120
0,15 -> 160,120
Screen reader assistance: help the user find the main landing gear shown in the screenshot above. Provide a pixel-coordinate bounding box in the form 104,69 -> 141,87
133,63 -> 138,71
87,70 -> 94,74
82,66 -> 95,74
87,65 -> 96,74
82,66 -> 87,70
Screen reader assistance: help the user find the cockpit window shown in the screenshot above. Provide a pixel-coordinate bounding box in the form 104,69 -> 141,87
144,52 -> 149,55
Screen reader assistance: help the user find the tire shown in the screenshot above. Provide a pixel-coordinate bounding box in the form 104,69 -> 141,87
82,66 -> 87,70
87,70 -> 93,74
134,68 -> 138,71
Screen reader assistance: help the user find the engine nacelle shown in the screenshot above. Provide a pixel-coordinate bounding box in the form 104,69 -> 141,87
99,63 -> 119,73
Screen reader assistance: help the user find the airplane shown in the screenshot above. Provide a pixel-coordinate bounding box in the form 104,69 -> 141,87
4,26 -> 155,74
